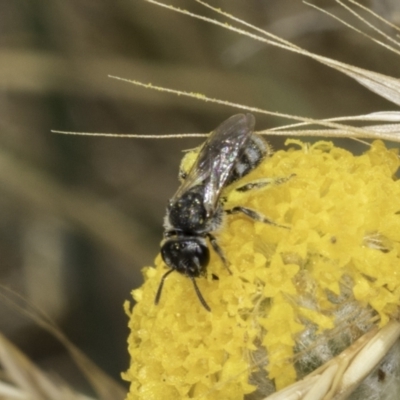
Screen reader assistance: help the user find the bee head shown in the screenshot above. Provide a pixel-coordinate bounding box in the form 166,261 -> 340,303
156,237 -> 211,311
160,237 -> 210,277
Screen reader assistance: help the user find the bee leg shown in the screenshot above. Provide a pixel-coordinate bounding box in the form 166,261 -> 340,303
236,174 -> 295,193
207,233 -> 232,274
226,207 -> 289,229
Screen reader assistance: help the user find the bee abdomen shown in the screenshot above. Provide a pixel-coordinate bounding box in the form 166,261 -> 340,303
227,134 -> 270,185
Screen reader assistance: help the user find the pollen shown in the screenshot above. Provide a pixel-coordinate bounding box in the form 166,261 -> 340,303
123,139 -> 400,399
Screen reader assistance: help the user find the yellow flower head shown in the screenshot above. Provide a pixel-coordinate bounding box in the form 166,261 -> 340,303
123,139 -> 400,399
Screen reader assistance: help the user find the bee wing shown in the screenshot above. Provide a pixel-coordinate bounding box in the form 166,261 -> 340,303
172,114 -> 255,215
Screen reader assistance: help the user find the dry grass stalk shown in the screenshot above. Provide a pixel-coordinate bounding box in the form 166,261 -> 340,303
0,331 -> 94,400
263,321 -> 400,400
0,288 -> 126,400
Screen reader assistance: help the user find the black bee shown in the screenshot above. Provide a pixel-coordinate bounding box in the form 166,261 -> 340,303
155,114 -> 279,311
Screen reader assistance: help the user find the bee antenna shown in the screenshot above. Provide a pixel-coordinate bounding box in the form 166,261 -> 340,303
154,269 -> 174,305
190,277 -> 211,312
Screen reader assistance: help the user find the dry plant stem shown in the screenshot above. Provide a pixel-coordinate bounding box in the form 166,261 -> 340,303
303,365 -> 339,400
0,287 -> 126,400
345,0 -> 400,33
51,1 -> 400,143
102,71 -> 400,141
142,0 -> 400,103
108,76 -> 389,141
52,7 -> 400,142
0,381 -> 27,400
304,0 -> 400,55
336,320 -> 400,397
195,0 -> 400,99
263,321 -> 400,400
261,375 -> 321,400
0,332 -> 95,400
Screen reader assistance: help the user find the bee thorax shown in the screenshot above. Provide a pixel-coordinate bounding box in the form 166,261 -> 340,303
168,187 -> 207,232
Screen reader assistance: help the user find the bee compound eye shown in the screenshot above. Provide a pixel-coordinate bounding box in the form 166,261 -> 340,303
194,242 -> 210,268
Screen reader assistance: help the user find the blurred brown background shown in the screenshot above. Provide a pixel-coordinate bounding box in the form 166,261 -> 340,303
0,0 -> 399,396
